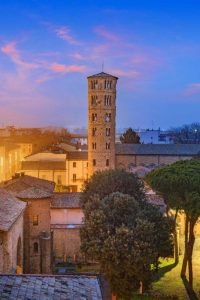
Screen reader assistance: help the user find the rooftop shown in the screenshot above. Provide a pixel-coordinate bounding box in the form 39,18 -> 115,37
25,152 -> 66,162
0,189 -> 26,231
116,143 -> 200,156
1,174 -> 55,195
51,193 -> 81,208
16,187 -> 52,200
0,275 -> 102,300
87,71 -> 118,79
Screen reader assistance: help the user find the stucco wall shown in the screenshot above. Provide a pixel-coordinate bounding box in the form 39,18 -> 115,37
52,228 -> 81,261
51,208 -> 84,225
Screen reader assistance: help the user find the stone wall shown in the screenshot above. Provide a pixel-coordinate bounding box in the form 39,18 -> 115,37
116,154 -> 193,169
0,214 -> 24,273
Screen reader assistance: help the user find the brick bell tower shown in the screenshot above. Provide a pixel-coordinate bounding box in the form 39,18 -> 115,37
87,72 -> 118,177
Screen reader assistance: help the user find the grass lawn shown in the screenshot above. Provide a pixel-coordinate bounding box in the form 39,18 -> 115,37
149,235 -> 200,300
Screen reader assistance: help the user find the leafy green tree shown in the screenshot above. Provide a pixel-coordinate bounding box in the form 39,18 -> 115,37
120,128 -> 140,144
145,159 -> 200,290
81,192 -> 173,299
81,170 -> 173,298
80,169 -> 145,211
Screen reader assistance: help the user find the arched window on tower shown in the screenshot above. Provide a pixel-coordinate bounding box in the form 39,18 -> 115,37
106,128 -> 111,136
92,142 -> 96,150
104,95 -> 112,106
92,113 -> 97,122
92,128 -> 97,136
105,113 -> 111,122
33,242 -> 39,253
106,143 -> 110,150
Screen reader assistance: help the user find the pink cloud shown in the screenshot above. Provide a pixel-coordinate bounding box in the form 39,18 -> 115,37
50,63 -> 86,73
54,26 -> 81,45
1,42 -> 39,70
184,83 -> 200,96
70,52 -> 85,60
112,68 -> 140,78
94,26 -> 120,42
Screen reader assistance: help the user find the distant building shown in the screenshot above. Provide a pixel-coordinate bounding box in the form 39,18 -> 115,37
21,151 -> 88,192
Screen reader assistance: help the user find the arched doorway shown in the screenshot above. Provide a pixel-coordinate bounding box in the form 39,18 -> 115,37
16,237 -> 22,274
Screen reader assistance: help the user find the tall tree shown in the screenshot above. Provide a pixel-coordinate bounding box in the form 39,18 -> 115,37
170,122 -> 200,144
145,160 -> 200,291
81,192 -> 173,299
80,169 -> 145,210
120,128 -> 140,144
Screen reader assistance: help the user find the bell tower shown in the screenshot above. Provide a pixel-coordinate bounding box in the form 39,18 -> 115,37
87,72 -> 118,177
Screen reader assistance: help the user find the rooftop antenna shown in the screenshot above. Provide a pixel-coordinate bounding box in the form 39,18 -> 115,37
102,61 -> 104,72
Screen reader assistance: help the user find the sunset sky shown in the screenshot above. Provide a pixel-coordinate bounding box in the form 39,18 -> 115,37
0,0 -> 200,130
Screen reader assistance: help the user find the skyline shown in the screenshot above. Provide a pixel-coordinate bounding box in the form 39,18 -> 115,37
0,0 -> 200,129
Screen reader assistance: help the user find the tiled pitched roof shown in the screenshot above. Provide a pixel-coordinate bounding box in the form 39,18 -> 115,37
21,161 -> 66,170
0,189 -> 26,231
115,143 -> 200,156
0,275 -> 102,300
1,175 -> 55,194
16,187 -> 52,199
67,151 -> 88,160
87,71 -> 118,79
51,193 -> 81,208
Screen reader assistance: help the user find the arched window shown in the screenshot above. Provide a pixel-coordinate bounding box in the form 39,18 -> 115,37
33,242 -> 39,253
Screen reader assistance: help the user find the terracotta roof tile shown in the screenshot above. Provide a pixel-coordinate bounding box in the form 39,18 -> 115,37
51,193 -> 81,208
1,175 -> 55,194
16,187 -> 52,199
0,189 -> 26,231
87,71 -> 118,79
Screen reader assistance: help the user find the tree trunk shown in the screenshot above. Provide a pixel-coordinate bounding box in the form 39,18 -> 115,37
139,281 -> 144,294
181,214 -> 189,277
174,209 -> 179,264
187,218 -> 196,290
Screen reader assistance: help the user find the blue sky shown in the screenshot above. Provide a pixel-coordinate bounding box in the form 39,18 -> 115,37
0,0 -> 200,130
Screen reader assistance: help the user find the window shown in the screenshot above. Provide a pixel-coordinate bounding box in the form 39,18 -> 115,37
104,95 -> 112,106
106,143 -> 110,150
92,142 -> 96,150
91,80 -> 98,89
104,80 -> 112,89
105,113 -> 111,122
92,128 -> 97,136
106,159 -> 109,167
73,162 -> 76,168
73,174 -> 76,182
33,242 -> 39,253
106,128 -> 111,136
33,215 -> 38,226
91,95 -> 98,105
92,113 -> 97,122
57,175 -> 62,185
93,159 -> 96,166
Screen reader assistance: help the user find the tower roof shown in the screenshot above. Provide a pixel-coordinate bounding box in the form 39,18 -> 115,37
87,72 -> 118,79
